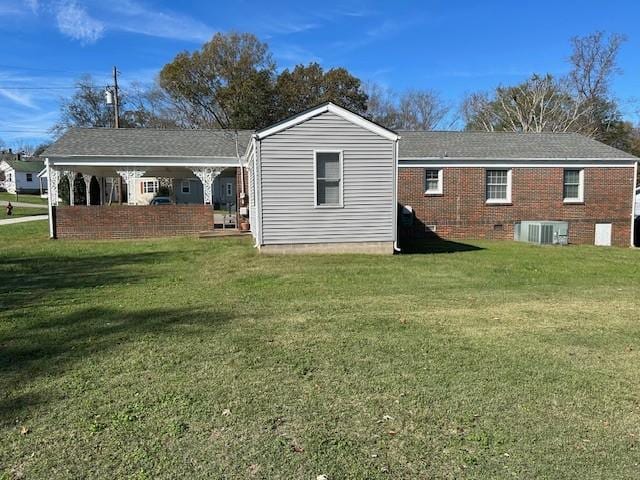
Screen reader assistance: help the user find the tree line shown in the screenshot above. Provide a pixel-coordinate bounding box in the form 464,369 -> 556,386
49,31 -> 639,156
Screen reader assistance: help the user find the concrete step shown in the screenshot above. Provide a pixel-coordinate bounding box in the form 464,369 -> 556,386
199,230 -> 251,239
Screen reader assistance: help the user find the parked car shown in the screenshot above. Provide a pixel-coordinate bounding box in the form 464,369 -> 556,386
150,196 -> 173,205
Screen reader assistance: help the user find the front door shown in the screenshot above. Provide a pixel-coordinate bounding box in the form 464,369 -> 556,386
594,223 -> 612,246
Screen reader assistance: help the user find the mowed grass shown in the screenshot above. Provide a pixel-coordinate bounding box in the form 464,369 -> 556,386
0,193 -> 48,205
0,207 -> 47,220
1,223 -> 640,479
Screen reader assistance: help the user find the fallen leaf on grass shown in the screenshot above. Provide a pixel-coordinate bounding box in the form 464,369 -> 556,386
291,444 -> 305,453
222,409 -> 231,416
20,426 -> 29,435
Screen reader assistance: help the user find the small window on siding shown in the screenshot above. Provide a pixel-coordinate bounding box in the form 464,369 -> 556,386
563,169 -> 584,202
315,151 -> 342,207
26,173 -> 33,182
181,180 -> 191,194
226,182 -> 233,197
142,180 -> 158,194
425,169 -> 443,194
486,169 -> 511,203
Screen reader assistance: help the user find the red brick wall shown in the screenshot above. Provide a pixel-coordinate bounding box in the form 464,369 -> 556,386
55,204 -> 214,240
398,166 -> 635,247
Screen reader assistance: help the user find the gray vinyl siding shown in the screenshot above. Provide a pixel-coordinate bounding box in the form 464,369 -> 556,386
259,111 -> 395,244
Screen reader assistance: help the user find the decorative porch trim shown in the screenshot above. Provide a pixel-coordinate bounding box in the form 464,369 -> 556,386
82,174 -> 92,205
48,167 -> 60,207
62,170 -> 76,205
191,167 -> 224,205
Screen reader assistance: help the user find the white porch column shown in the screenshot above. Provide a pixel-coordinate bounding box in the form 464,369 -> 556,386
46,161 -> 60,239
82,174 -> 92,206
116,169 -> 145,205
63,170 -> 76,205
191,167 -> 223,205
48,165 -> 60,207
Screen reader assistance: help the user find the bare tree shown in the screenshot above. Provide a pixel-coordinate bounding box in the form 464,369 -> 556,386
367,84 -> 450,130
568,31 -> 626,100
365,83 -> 399,127
462,74 -> 597,135
397,89 -> 449,130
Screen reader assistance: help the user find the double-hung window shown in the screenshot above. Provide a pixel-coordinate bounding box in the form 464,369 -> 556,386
315,151 -> 342,207
425,169 -> 443,194
486,169 -> 512,203
26,173 -> 33,182
142,180 -> 158,194
563,169 -> 584,203
181,180 -> 191,194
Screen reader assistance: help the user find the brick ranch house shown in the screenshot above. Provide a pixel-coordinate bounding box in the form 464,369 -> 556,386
42,103 -> 638,252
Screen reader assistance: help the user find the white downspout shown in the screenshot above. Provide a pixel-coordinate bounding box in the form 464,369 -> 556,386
393,137 -> 401,252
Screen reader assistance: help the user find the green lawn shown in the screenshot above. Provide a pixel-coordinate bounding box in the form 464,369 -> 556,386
0,206 -> 47,220
1,223 -> 640,479
0,192 -> 48,205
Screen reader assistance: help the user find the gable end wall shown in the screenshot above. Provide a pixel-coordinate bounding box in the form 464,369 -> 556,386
259,111 -> 395,246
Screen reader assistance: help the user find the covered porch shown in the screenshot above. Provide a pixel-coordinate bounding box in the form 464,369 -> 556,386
42,127 -> 252,240
45,161 -> 247,240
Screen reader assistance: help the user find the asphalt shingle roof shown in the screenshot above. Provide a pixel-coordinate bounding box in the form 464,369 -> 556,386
43,127 -> 254,158
3,159 -> 44,172
398,131 -> 637,159
42,127 -> 637,161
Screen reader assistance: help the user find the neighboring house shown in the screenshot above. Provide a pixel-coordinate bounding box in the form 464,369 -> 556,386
0,153 -> 45,194
41,102 -> 639,250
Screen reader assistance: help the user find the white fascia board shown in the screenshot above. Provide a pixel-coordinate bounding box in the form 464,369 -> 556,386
48,156 -> 240,168
255,103 -> 399,142
399,158 -> 637,168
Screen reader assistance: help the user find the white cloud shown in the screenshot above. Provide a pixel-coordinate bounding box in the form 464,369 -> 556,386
54,0 -> 105,44
0,88 -> 37,109
103,0 -> 213,43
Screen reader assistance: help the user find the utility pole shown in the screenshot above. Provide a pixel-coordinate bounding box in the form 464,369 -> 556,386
113,66 -> 120,129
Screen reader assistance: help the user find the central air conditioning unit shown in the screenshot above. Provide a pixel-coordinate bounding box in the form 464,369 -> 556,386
514,221 -> 569,245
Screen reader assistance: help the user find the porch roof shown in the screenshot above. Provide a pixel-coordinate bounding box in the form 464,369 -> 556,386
42,127 -> 253,159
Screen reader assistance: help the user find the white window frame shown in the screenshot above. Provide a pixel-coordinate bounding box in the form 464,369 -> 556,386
424,168 -> 443,195
181,180 -> 191,194
313,149 -> 344,208
485,169 -> 512,204
563,168 -> 584,203
142,180 -> 158,194
225,182 -> 233,197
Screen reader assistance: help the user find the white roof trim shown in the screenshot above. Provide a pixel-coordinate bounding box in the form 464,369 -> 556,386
255,102 -> 399,141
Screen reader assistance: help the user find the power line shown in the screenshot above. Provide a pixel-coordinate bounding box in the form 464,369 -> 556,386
0,86 -> 87,90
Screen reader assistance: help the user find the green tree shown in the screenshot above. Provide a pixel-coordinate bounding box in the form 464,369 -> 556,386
159,32 -> 276,129
274,63 -> 368,119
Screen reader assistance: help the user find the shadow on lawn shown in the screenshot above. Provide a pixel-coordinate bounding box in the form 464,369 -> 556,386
0,305 -> 238,424
400,239 -> 484,255
0,251 -> 169,309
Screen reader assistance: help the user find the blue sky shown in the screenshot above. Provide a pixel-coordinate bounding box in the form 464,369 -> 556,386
0,0 -> 639,147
